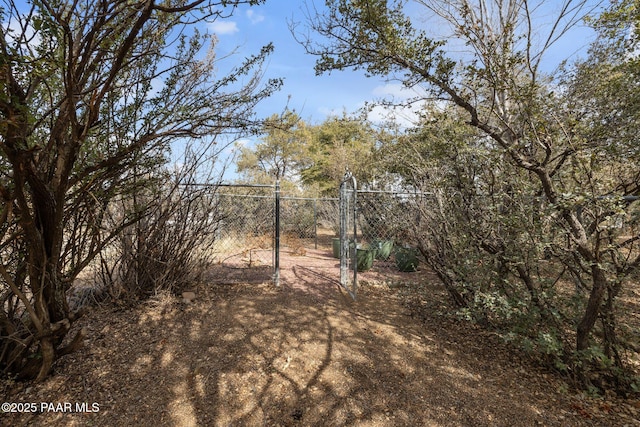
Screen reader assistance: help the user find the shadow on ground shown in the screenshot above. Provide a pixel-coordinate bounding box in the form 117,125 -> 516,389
4,258 -> 602,427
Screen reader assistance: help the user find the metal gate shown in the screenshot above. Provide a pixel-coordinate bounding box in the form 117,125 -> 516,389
210,183 -> 277,285
209,177 -> 367,295
339,172 -> 358,299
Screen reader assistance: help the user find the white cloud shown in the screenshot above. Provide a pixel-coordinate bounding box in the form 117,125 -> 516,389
234,138 -> 251,148
222,138 -> 251,155
317,106 -> 343,118
316,102 -> 421,129
367,104 -> 422,128
246,9 -> 265,24
372,83 -> 428,100
208,21 -> 239,35
367,83 -> 438,127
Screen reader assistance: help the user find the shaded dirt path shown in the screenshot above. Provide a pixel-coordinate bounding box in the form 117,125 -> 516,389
2,248 -> 639,426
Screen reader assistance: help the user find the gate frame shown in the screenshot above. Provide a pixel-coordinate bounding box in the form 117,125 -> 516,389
274,180 -> 280,287
339,171 -> 358,300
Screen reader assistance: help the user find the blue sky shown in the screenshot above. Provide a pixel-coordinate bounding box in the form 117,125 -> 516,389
207,2 -> 392,125
207,1 -> 602,126
203,1 -> 603,180
205,1 -> 398,180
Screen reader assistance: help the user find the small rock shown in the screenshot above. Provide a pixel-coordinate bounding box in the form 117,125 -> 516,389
182,291 -> 196,303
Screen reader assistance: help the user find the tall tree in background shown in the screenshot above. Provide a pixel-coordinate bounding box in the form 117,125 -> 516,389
236,112 -> 379,195
236,109 -> 310,183
299,0 -> 640,388
301,113 -> 378,195
0,0 -> 280,380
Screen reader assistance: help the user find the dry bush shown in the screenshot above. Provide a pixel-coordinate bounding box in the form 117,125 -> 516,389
95,179 -> 220,301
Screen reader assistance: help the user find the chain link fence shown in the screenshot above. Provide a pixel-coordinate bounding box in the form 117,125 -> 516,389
210,184 -> 341,284
208,185 -> 276,284
349,190 -> 431,274
280,196 -> 339,252
82,180 -> 430,296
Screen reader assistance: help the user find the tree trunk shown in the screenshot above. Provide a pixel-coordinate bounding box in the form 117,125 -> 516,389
600,284 -> 622,368
5,172 -> 77,380
418,245 -> 468,308
576,265 -> 607,351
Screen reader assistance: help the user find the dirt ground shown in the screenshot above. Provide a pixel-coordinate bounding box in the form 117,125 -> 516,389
2,243 -> 640,427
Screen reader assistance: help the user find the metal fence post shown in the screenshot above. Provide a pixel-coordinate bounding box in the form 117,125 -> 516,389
339,179 -> 348,289
339,172 -> 357,300
352,177 -> 358,299
274,180 -> 280,287
314,198 -> 318,249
